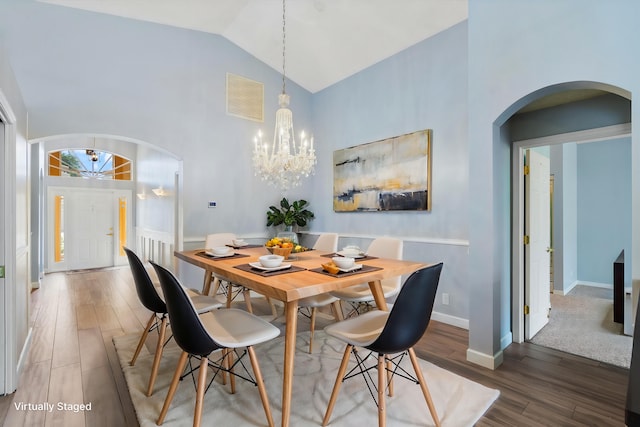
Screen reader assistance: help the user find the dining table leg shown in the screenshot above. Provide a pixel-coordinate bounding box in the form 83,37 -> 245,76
368,279 -> 389,311
281,299 -> 299,427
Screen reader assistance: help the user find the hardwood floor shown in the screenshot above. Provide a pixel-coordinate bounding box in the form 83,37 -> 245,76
0,266 -> 630,426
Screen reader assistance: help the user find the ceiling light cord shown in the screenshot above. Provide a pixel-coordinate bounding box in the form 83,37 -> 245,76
281,0 -> 286,95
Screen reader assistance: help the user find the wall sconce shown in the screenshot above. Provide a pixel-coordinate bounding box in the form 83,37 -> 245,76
152,187 -> 169,197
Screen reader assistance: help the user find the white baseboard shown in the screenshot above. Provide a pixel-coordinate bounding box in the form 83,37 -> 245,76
576,281 -> 612,289
554,280 -> 613,296
500,331 -> 513,351
16,327 -> 33,389
466,347 -> 504,370
431,311 -> 469,330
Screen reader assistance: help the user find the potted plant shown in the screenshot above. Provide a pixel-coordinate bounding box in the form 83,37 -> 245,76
266,198 -> 314,244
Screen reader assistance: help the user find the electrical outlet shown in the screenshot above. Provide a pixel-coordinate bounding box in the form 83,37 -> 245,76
442,293 -> 450,305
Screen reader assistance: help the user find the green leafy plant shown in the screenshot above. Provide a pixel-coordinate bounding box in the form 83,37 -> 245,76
266,198 -> 315,228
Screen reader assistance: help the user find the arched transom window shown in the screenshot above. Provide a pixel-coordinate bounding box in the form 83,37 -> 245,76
48,149 -> 132,180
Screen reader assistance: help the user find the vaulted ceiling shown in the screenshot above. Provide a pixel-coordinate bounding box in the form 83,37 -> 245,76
38,0 -> 468,93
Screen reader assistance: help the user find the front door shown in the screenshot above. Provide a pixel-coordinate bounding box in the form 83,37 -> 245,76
67,190 -> 114,270
48,188 -> 130,272
525,149 -> 552,339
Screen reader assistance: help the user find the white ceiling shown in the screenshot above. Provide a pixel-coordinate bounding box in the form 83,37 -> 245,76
38,0 -> 468,93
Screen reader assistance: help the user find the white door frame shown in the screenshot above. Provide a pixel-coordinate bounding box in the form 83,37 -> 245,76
0,89 -> 18,394
511,123 -> 631,343
47,187 -> 132,272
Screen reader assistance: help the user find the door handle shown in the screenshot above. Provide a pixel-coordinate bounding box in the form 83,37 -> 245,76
106,233 -> 114,236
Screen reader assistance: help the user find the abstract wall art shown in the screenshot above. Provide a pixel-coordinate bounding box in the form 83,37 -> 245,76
333,129 -> 432,212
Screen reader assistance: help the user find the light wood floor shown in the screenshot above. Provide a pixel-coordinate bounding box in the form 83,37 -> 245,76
0,266 -> 630,426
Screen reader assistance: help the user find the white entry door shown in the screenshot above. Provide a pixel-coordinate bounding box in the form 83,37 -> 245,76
48,188 -> 131,272
67,191 -> 114,270
525,149 -> 552,339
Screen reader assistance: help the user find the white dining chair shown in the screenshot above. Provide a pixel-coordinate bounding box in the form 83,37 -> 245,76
330,237 -> 404,317
298,233 -> 343,353
204,232 -> 278,318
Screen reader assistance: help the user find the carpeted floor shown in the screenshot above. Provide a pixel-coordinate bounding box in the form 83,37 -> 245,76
114,330 -> 499,426
530,285 -> 632,368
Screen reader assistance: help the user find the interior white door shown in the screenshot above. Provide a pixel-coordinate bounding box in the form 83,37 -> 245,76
525,149 -> 552,339
66,190 -> 115,270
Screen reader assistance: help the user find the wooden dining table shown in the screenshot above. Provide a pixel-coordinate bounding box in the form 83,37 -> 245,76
174,246 -> 426,427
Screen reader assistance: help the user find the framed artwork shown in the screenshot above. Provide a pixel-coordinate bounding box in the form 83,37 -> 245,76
333,129 -> 432,212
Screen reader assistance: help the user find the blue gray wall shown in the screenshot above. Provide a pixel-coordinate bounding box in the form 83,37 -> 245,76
577,138 -> 631,284
468,0 -> 639,363
311,21 -> 469,324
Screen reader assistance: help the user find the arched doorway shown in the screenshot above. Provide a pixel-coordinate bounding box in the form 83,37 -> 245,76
501,82 -> 632,347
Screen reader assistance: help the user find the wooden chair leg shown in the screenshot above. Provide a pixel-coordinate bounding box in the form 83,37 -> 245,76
242,288 -> 254,313
378,354 -> 386,427
157,351 -> 189,425
322,344 -> 353,426
202,272 -> 214,296
193,356 -> 209,427
219,349 -> 227,385
130,313 -> 155,366
266,297 -> 278,319
247,346 -> 275,427
408,348 -> 440,427
226,349 -> 236,394
309,307 -> 317,354
147,315 -> 168,397
209,277 -> 221,297
331,300 -> 344,321
226,285 -> 234,308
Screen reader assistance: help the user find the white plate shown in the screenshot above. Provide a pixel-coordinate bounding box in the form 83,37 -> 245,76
231,242 -> 248,248
336,250 -> 365,259
338,264 -> 363,273
205,250 -> 235,258
249,262 -> 292,271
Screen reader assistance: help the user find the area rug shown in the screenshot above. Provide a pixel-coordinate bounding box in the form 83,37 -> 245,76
530,285 -> 632,368
114,331 -> 499,427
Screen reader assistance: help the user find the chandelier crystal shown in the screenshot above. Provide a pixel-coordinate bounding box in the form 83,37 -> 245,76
252,0 -> 316,192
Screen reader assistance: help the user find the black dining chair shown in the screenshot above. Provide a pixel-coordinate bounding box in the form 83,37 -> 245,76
124,247 -> 221,397
150,261 -> 280,427
322,262 -> 444,427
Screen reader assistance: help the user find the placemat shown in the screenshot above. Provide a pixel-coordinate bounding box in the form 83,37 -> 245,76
225,244 -> 263,249
309,264 -> 382,278
234,263 -> 306,277
321,253 -> 379,261
196,251 -> 250,261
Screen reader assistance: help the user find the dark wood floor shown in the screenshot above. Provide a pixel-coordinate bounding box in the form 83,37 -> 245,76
0,266 -> 630,426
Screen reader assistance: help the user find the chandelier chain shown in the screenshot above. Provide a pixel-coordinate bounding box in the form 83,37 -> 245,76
281,0 -> 286,95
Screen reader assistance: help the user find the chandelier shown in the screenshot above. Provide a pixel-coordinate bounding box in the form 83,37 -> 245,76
252,0 -> 316,192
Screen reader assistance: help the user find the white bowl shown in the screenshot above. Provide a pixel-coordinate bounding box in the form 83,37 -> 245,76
332,256 -> 355,269
259,254 -> 284,268
211,246 -> 231,255
341,247 -> 362,257
233,239 -> 246,246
